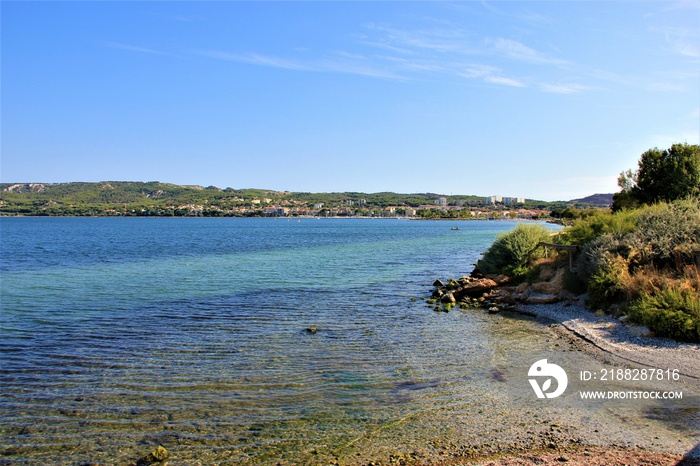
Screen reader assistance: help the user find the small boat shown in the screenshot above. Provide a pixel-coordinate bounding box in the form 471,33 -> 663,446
451,227 -> 460,230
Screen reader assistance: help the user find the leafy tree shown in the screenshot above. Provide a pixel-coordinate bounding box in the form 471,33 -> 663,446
614,143 -> 700,211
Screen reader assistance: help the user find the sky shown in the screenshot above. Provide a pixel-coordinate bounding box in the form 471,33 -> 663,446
2,1 -> 699,201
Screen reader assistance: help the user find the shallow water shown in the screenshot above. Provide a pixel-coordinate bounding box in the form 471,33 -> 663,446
1,217 -> 697,464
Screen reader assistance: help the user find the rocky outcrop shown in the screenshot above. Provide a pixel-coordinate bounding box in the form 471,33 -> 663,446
432,276 -> 499,302
431,267 -> 580,313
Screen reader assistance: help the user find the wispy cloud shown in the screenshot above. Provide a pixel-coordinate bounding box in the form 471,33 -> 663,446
485,75 -> 526,87
197,50 -> 312,71
540,83 -> 591,94
363,23 -> 474,55
650,25 -> 700,58
195,50 -> 404,80
107,42 -> 173,56
487,37 -> 568,65
196,19 -> 584,93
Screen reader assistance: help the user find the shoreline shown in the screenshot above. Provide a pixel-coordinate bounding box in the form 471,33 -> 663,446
332,296 -> 700,466
455,299 -> 700,466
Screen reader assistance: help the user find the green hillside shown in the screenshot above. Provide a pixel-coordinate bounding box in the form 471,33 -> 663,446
0,181 -> 596,217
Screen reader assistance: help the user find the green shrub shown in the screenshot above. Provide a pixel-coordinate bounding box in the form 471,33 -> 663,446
575,233 -> 629,281
627,287 -> 700,343
475,224 -> 553,276
560,209 -> 638,246
626,199 -> 700,270
587,253 -> 630,310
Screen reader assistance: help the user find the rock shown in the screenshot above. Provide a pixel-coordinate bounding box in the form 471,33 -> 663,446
151,446 -> 168,462
532,281 -> 561,295
440,292 -> 456,304
489,289 -> 517,305
512,286 -> 532,302
619,315 -> 630,323
135,446 -> 169,465
488,307 -> 500,314
432,289 -> 444,299
453,278 -> 498,300
628,324 -> 654,338
485,274 -> 511,286
305,327 -> 318,334
515,282 -> 530,293
525,293 -> 561,304
433,279 -> 445,287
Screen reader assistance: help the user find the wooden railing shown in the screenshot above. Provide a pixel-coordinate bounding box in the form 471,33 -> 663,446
537,242 -> 579,271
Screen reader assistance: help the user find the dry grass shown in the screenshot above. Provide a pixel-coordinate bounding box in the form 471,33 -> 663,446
623,265 -> 700,303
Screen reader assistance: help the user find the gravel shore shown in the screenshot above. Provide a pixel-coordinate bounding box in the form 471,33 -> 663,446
471,299 -> 700,466
510,299 -> 700,382
351,299 -> 700,466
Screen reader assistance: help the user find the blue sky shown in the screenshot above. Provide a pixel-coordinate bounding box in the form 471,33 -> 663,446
2,1 -> 698,201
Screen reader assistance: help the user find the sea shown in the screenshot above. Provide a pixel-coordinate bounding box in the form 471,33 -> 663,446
1,217 -> 696,465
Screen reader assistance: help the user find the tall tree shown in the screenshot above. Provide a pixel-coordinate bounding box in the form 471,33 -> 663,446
613,143 -> 700,211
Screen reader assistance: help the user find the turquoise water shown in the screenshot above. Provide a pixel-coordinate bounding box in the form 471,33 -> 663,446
0,218 -> 568,464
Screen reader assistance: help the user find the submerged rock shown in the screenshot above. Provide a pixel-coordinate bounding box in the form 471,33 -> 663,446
305,327 -> 318,334
134,446 -> 169,465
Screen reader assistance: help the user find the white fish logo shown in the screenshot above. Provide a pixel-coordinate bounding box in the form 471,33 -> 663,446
528,359 -> 568,399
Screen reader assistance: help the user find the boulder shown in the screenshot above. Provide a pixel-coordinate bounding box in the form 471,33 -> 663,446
531,281 -> 561,295
440,292 -> 456,304
453,278 -> 498,300
485,274 -> 511,286
489,289 -> 517,305
525,293 -> 561,304
433,279 -> 445,287
515,282 -> 530,293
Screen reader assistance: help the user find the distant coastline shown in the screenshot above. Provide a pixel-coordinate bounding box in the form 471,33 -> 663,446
0,181 -> 612,218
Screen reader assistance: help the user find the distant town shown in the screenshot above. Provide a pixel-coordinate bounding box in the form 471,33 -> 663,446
0,182 -> 612,218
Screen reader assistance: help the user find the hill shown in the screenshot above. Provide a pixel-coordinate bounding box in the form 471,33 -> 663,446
0,181 -> 573,217
0,181 -> 496,217
570,193 -> 614,206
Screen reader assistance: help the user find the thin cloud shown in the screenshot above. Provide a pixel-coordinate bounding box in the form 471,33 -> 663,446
196,50 -> 404,79
488,37 -> 568,65
196,50 -> 312,71
196,20 -> 580,92
364,23 -> 473,54
485,75 -> 525,87
650,25 -> 700,58
106,42 -> 173,56
541,83 -> 591,94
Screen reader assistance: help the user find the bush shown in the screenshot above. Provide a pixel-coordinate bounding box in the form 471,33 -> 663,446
575,233 -> 629,281
587,253 -> 630,310
626,199 -> 700,270
475,224 -> 553,277
627,287 -> 700,343
560,209 -> 638,246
